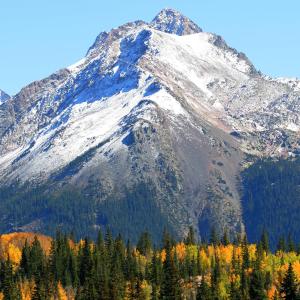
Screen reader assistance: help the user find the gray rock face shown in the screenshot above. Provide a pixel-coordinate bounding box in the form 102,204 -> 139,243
150,8 -> 202,35
0,9 -> 300,239
0,90 -> 10,104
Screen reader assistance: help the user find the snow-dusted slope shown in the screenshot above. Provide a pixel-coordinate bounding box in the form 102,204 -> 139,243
0,8 -> 300,238
0,13 -> 256,182
0,90 -> 10,105
150,8 -> 202,35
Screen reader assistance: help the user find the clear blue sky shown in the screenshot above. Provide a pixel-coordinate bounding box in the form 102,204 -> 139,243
1,0 -> 299,95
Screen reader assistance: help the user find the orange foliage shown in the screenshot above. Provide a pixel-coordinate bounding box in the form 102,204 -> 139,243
218,245 -> 233,264
20,280 -> 34,300
207,245 -> 215,258
0,232 -> 52,263
235,246 -> 242,260
175,242 -> 186,261
7,243 -> 22,265
199,248 -> 210,270
267,285 -> 277,299
57,281 -> 68,300
161,249 -> 166,262
230,273 -> 240,283
248,244 -> 257,261
293,261 -> 300,281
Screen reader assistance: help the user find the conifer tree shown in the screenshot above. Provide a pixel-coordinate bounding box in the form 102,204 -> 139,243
29,236 -> 46,279
137,231 -> 152,256
209,226 -> 219,246
125,240 -> 138,282
76,271 -> 99,300
97,229 -> 104,249
280,263 -> 298,300
221,228 -> 230,246
239,235 -> 250,299
104,227 -> 114,254
287,234 -> 296,253
160,238 -> 181,300
109,240 -> 126,300
150,250 -> 162,300
197,274 -> 211,300
272,290 -> 280,300
68,249 -> 79,287
277,236 -> 286,252
185,226 -> 196,245
240,269 -> 250,300
249,268 -> 267,300
19,239 -> 30,278
78,237 -> 93,286
31,277 -> 48,300
242,236 -> 250,270
260,229 -> 269,253
211,255 -> 221,299
229,278 -> 241,300
2,258 -> 21,300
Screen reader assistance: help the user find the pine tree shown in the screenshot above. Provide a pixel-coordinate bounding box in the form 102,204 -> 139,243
249,268 -> 267,300
211,255 -> 221,299
69,249 -> 79,287
185,226 -> 196,245
97,229 -> 104,249
240,269 -> 250,300
137,231 -> 152,256
125,240 -> 138,281
209,226 -> 219,246
76,272 -> 99,300
272,290 -> 280,300
239,235 -> 250,299
229,278 -> 241,300
78,237 -> 93,285
221,228 -> 230,246
19,239 -> 30,278
197,275 -> 211,300
104,227 -> 114,254
31,278 -> 48,300
280,263 -> 298,300
2,258 -> 21,300
96,234 -> 110,300
242,236 -> 250,270
260,229 -> 269,253
287,234 -> 296,253
29,236 -> 46,279
160,238 -> 181,300
277,236 -> 286,252
109,238 -> 126,300
150,250 -> 162,300
162,228 -> 173,249
264,271 -> 272,291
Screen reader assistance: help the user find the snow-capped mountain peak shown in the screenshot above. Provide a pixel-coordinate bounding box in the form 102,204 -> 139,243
0,89 -> 10,105
150,8 -> 202,35
1,8 -> 300,240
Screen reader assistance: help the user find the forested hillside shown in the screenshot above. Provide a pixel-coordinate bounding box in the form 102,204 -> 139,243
0,230 -> 300,299
242,158 -> 300,249
0,183 -> 174,245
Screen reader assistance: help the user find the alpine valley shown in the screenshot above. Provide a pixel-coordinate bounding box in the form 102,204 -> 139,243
1,9 -> 300,246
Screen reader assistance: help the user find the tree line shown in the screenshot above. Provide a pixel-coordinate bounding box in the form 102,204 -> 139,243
0,228 -> 300,299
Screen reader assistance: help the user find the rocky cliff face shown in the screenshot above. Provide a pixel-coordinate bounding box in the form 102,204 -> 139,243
0,90 -> 10,105
0,9 -> 299,240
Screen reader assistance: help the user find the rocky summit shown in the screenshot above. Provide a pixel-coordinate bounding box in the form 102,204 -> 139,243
0,9 -> 300,242
0,90 -> 10,105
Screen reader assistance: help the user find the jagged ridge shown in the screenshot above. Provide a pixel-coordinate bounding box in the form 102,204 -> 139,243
0,9 -> 299,241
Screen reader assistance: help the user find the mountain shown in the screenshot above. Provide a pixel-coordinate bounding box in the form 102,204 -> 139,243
0,8 -> 300,242
0,89 -> 10,105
